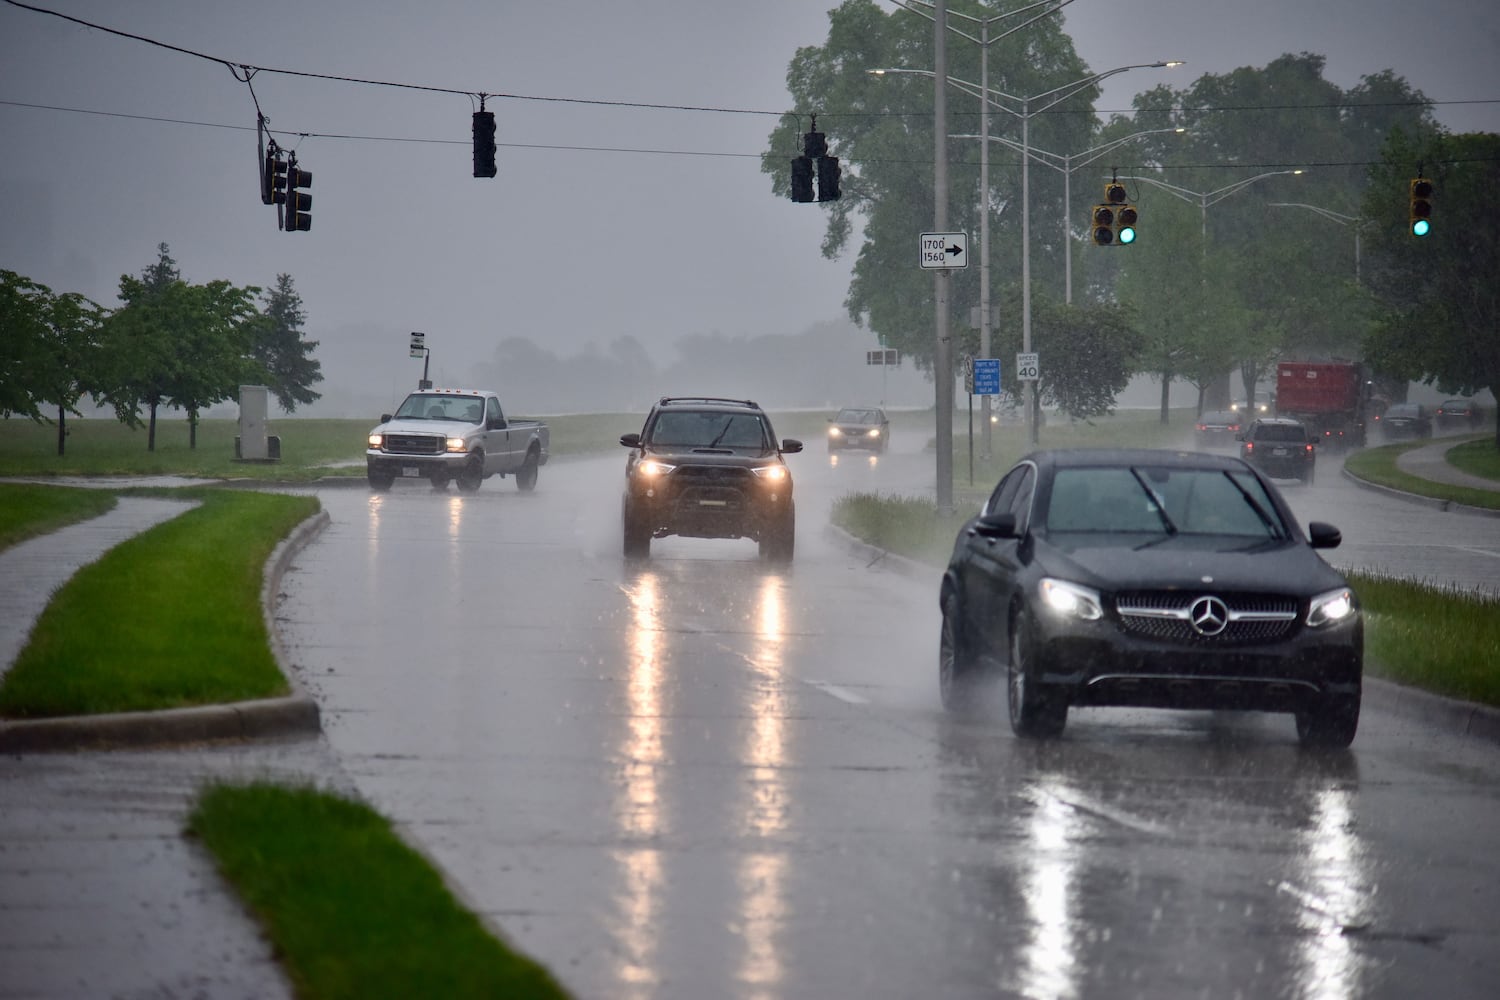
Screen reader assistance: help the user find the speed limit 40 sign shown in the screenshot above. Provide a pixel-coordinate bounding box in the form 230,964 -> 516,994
1016,352 -> 1040,381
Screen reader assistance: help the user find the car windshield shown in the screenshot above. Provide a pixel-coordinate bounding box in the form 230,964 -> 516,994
836,408 -> 879,423
1044,466 -> 1289,539
1252,423 -> 1307,442
394,394 -> 485,423
650,410 -> 769,449
1387,404 -> 1420,417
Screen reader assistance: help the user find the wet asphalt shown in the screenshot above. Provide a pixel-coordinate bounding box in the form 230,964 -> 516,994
0,436 -> 1497,997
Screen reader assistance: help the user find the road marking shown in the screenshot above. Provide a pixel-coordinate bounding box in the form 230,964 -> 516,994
805,680 -> 868,704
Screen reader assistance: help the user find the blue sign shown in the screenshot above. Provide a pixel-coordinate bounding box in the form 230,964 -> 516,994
972,358 -> 1001,396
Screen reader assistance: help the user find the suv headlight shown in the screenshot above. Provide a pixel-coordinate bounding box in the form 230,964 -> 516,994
368,433 -> 384,448
1306,587 -> 1357,628
1039,578 -> 1103,621
751,464 -> 788,482
637,459 -> 676,478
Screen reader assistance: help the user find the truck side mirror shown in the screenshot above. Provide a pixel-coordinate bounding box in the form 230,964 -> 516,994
380,413 -> 392,423
620,432 -> 642,448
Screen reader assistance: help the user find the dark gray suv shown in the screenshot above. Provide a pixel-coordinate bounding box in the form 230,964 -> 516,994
619,397 -> 802,562
1238,418 -> 1316,484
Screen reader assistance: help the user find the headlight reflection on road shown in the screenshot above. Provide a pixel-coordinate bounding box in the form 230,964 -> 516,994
612,571 -> 667,995
1012,781 -> 1081,1000
1286,787 -> 1366,1000
737,575 -> 791,995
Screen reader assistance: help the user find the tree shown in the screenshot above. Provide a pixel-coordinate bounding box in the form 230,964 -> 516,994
0,271 -> 105,454
1361,129 -> 1500,448
250,274 -> 323,412
0,270 -> 51,421
1027,300 -> 1142,421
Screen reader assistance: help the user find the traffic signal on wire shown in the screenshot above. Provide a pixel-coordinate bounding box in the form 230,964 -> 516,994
285,156 -> 311,232
473,110 -> 498,178
1409,176 -> 1433,236
791,156 -> 814,202
817,155 -> 841,201
264,152 -> 287,207
1105,181 -> 1127,207
1116,203 -> 1138,244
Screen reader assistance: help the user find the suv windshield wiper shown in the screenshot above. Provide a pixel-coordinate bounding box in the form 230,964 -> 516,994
1128,467 -> 1178,536
1220,471 -> 1285,539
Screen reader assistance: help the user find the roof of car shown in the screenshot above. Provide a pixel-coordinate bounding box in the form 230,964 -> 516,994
1024,448 -> 1246,472
1200,410 -> 1240,420
1249,417 -> 1304,426
651,396 -> 763,412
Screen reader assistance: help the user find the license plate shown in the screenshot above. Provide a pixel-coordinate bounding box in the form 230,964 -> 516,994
1271,447 -> 1288,456
402,466 -> 421,477
698,499 -> 728,507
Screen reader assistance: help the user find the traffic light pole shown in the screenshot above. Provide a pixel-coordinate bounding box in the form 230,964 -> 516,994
933,0 -> 953,515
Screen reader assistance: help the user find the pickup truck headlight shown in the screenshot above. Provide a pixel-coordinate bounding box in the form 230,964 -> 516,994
1039,578 -> 1103,621
368,433 -> 384,448
828,427 -> 843,438
1306,587 -> 1357,628
446,437 -> 466,453
637,459 -> 676,478
751,464 -> 788,482
867,428 -> 882,438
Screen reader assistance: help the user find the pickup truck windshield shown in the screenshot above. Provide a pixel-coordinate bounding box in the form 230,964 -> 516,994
394,394 -> 485,423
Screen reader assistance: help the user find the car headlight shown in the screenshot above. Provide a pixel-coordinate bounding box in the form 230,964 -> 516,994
829,427 -> 843,437
867,428 -> 881,438
368,433 -> 384,448
751,464 -> 788,482
1039,578 -> 1103,621
1306,587 -> 1357,628
446,437 -> 467,453
637,459 -> 676,478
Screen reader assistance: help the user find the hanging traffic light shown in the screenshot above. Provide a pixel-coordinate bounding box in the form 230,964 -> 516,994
1091,204 -> 1115,245
1105,181 -> 1127,206
473,110 -> 498,178
1117,203 -> 1138,245
264,152 -> 287,207
285,156 -> 311,232
817,155 -> 841,201
1409,176 -> 1433,237
791,156 -> 814,202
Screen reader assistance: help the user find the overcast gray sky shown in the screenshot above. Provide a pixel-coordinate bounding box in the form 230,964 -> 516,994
2,0 -> 1497,409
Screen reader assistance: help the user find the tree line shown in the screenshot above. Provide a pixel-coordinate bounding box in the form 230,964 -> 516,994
0,244 -> 323,454
763,1 -> 1499,444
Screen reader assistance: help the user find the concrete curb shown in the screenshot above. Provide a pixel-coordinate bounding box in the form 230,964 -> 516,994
824,523 -> 1500,747
1340,465 -> 1500,518
0,508 -> 332,753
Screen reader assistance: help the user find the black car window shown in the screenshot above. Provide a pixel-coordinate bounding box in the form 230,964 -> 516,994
1252,423 -> 1307,443
1009,465 -> 1037,533
986,465 -> 1026,516
651,411 -> 767,449
1045,466 -> 1287,537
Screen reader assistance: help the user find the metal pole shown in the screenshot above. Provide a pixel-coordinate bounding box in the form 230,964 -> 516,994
934,0 -> 953,513
1022,98 -> 1036,446
1063,151 -> 1072,305
978,17 -> 992,459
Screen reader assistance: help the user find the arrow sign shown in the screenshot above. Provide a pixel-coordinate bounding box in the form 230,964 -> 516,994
919,232 -> 969,269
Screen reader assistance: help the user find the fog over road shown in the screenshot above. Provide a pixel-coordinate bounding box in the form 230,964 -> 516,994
273,437 -> 1500,999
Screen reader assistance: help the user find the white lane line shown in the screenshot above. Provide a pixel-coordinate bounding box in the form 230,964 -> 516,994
805,680 -> 869,705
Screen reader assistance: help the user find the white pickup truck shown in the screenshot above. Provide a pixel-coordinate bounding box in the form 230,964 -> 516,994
366,388 -> 548,492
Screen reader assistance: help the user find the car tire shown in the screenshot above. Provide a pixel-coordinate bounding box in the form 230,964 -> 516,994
1295,688 -> 1360,749
1007,611 -> 1066,738
456,453 -> 484,493
515,450 -> 539,492
429,471 -> 450,491
622,498 -> 651,559
368,470 -> 394,491
759,502 -> 795,564
938,589 -> 989,715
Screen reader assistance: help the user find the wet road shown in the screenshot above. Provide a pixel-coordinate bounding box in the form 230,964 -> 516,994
274,435 -> 1500,999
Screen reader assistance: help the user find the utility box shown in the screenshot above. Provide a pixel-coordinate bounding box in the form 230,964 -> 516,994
234,385 -> 280,462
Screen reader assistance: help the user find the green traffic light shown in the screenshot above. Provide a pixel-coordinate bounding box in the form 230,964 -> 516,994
1119,226 -> 1136,245
1412,219 -> 1430,237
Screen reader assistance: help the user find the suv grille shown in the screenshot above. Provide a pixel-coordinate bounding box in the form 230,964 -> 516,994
1114,591 -> 1298,644
669,465 -> 755,510
383,434 -> 445,456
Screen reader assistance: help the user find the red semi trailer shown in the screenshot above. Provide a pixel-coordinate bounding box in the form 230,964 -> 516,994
1274,361 -> 1371,448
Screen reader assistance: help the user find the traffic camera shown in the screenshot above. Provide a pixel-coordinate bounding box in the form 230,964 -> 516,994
1409,177 -> 1433,237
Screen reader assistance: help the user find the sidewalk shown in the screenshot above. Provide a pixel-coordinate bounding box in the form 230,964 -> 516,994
1393,434 -> 1500,493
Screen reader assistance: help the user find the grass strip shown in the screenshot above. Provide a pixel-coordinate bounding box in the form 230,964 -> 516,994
0,488 -> 318,718
1343,438 -> 1500,511
832,492 -> 1500,710
1445,437 -> 1500,482
0,482 -> 118,550
188,782 -> 571,1000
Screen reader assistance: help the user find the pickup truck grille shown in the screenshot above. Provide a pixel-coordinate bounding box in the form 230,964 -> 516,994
382,434 -> 445,456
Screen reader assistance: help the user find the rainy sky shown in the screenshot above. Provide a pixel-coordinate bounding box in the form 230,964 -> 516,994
2,0 -> 1496,408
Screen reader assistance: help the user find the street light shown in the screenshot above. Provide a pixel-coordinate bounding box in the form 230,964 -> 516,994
871,61 -> 1184,445
1268,202 -> 1360,283
1116,170 -> 1305,244
952,127 -> 1188,303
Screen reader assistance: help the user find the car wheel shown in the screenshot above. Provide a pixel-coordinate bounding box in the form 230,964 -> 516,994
939,589 -> 990,715
367,467 -> 394,491
622,497 -> 651,559
1295,688 -> 1360,749
429,471 -> 450,491
759,502 -> 795,564
1007,611 -> 1066,738
515,450 -> 539,492
456,453 -> 484,493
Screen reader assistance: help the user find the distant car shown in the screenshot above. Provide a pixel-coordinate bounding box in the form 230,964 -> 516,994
1238,417 -> 1316,484
1380,402 -> 1433,440
1434,398 -> 1483,431
937,448 -> 1362,747
1230,393 -> 1273,416
827,406 -> 890,453
1194,409 -> 1243,447
619,396 -> 801,562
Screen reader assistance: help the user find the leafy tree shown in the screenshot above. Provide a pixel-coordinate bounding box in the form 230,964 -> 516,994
1361,129 -> 1500,448
1026,300 -> 1142,420
251,274 -> 323,412
0,270 -> 50,420
0,271 -> 105,454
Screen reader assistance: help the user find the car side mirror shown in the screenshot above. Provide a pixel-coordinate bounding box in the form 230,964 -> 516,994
619,432 -> 642,448
973,511 -> 1018,539
1307,521 -> 1341,549
380,413 -> 392,423
781,438 -> 804,454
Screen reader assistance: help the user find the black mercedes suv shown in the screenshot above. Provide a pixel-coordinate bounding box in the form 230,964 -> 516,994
619,397 -> 803,562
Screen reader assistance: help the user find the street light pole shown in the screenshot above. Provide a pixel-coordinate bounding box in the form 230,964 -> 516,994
1118,170 -> 1305,249
1268,202 -> 1360,283
933,0 -> 952,514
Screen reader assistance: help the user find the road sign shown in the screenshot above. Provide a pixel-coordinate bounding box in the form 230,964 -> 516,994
920,232 -> 968,269
866,349 -> 899,365
1016,352 -> 1040,381
972,358 -> 1001,396
409,331 -> 426,359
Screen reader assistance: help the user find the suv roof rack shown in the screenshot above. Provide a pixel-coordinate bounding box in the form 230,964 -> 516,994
655,396 -> 760,409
